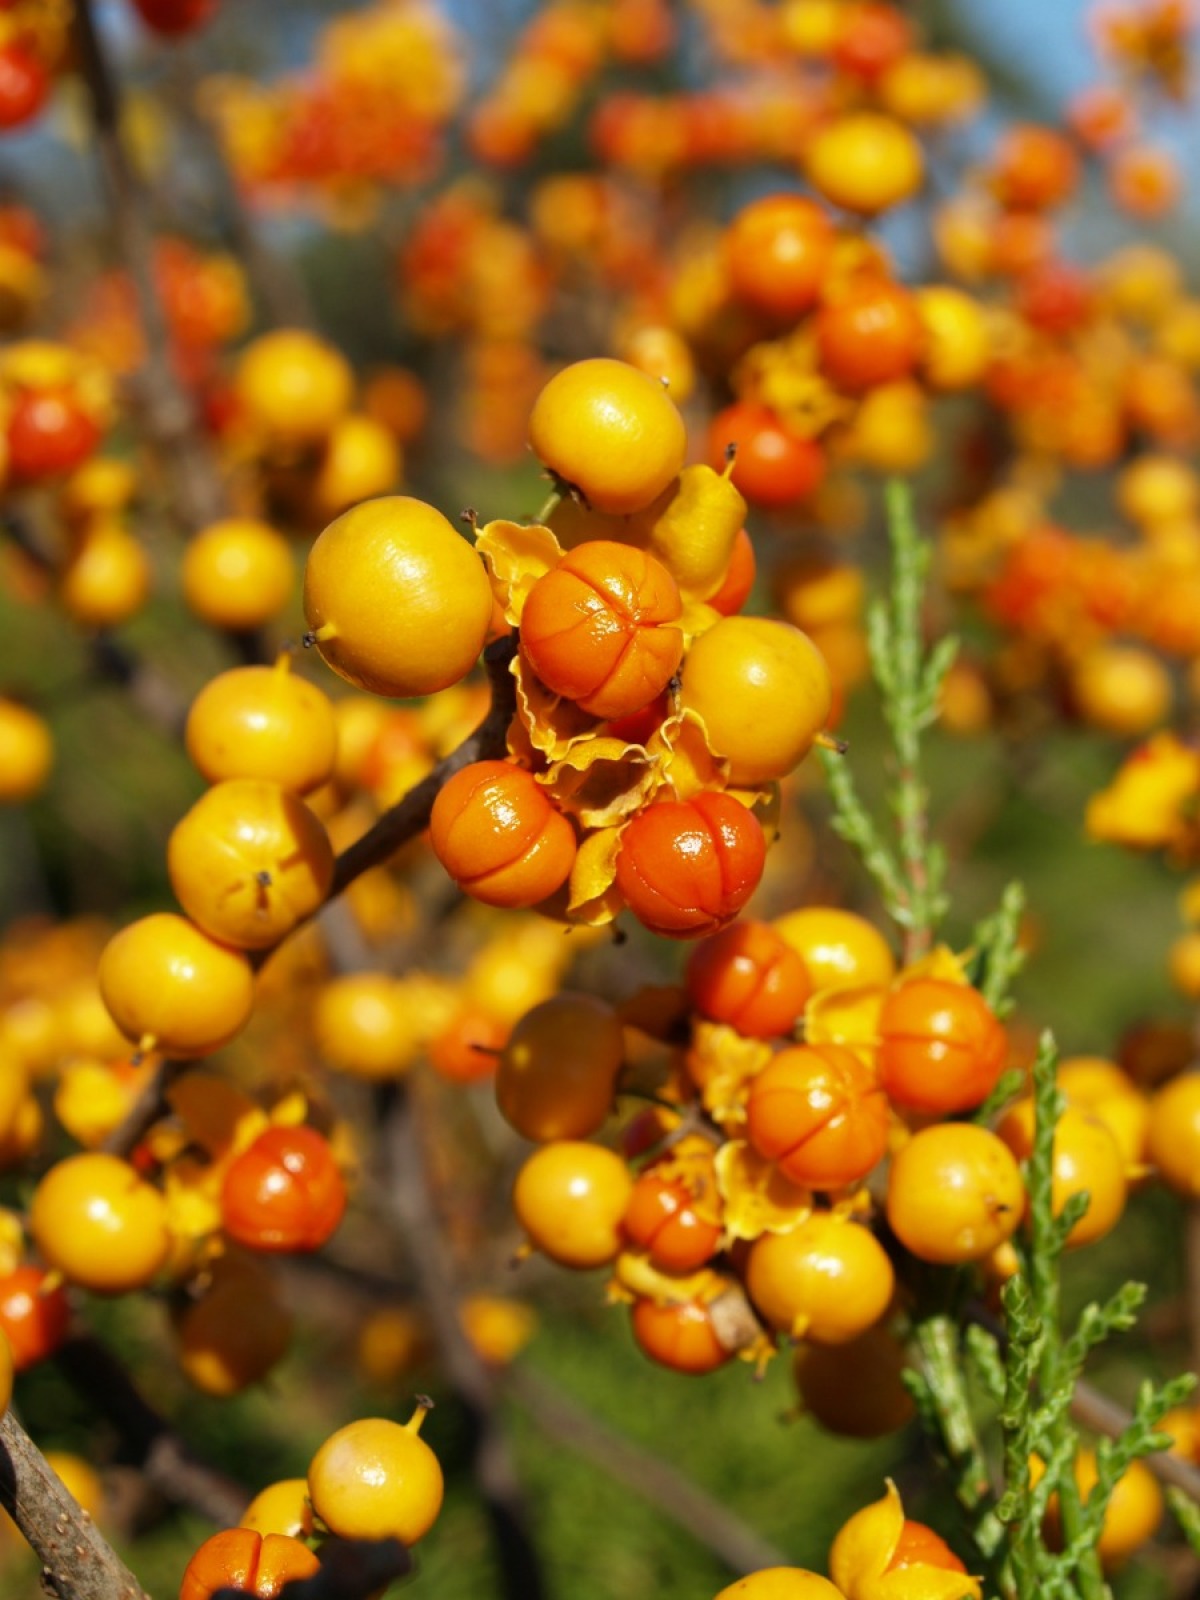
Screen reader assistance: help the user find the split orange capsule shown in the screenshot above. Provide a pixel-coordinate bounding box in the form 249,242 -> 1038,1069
430,759 -> 576,909
877,977 -> 1007,1115
622,1172 -> 722,1273
616,792 -> 766,939
745,1043 -> 890,1189
520,541 -> 684,720
685,919 -> 813,1039
179,1528 -> 320,1600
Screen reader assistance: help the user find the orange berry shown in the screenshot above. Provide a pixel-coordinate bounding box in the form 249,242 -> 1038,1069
182,519 -> 294,631
98,912 -> 255,1058
234,329 -> 353,447
622,1172 -> 721,1273
996,1101 -> 1127,1248
816,277 -> 924,393
528,357 -> 686,515
708,403 -> 825,509
513,1141 -> 632,1269
724,194 -> 835,321
616,792 -> 765,939
685,919 -> 812,1039
887,1123 -> 1024,1264
180,1529 -> 319,1600
59,522 -> 151,628
167,779 -> 333,950
631,1295 -> 732,1374
746,1213 -> 894,1343
31,1152 -> 170,1295
805,112 -> 924,215
877,978 -> 1008,1115
221,1125 -> 347,1254
307,1408 -> 443,1545
496,993 -> 624,1141
430,759 -> 576,909
185,663 -> 337,796
520,541 -> 683,718
991,124 -> 1079,210
303,496 -> 493,698
746,1043 -> 890,1189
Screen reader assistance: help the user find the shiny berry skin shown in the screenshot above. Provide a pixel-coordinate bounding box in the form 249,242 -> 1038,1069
513,1141 -> 632,1269
622,1173 -> 721,1272
708,403 -> 825,509
98,912 -> 255,1058
816,278 -> 924,393
528,357 -> 686,515
520,541 -> 683,719
616,792 -> 766,939
430,759 -> 577,909
887,1521 -> 968,1576
996,1102 -> 1127,1249
239,1479 -> 313,1541
679,617 -> 832,785
7,388 -> 101,482
495,993 -> 624,1141
724,195 -> 835,321
221,1125 -> 347,1253
746,1213 -> 894,1343
167,779 -> 333,950
179,1529 -> 319,1600
0,1264 -> 70,1369
877,978 -> 1007,1115
746,1043 -> 890,1189
30,1153 -> 170,1295
685,920 -> 813,1039
185,664 -> 337,796
303,496 -> 493,699
887,1123 -> 1024,1264
631,1296 -> 732,1375
1146,1072 -> 1200,1197
307,1408 -> 444,1544
771,907 -> 895,993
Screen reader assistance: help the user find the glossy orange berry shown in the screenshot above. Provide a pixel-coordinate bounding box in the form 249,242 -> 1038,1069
430,759 -> 577,909
495,993 -> 624,1141
167,779 -> 333,950
792,1323 -> 915,1438
805,112 -> 924,215
0,698 -> 52,803
1147,1072 -> 1200,1197
616,792 -> 765,939
770,909 -> 895,993
746,1043 -> 890,1189
180,1528 -> 320,1600
8,387 -> 101,482
528,357 -> 686,515
816,278 -> 924,393
98,913 -> 255,1058
631,1296 -> 732,1375
685,920 -> 813,1039
0,1264 -> 70,1369
513,1141 -> 632,1269
234,329 -> 353,447
887,1123 -> 1024,1264
181,519 -> 294,631
622,1172 -> 722,1272
724,195 -> 835,321
185,663 -> 337,796
221,1125 -> 347,1253
303,496 -> 494,698
520,541 -> 683,719
307,1407 -> 444,1544
877,978 -> 1007,1114
991,124 -> 1079,210
708,403 -> 825,509
680,617 -> 832,785
746,1213 -> 894,1343
887,1521 -> 968,1575
30,1153 -> 170,1295
832,3 -> 913,80
997,1101 -> 1127,1248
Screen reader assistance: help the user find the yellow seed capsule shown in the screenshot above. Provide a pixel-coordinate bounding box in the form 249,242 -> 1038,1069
646,460 -> 747,603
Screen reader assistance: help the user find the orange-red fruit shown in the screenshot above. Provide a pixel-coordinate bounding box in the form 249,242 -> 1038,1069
992,124 -> 1079,210
708,403 -> 825,509
616,793 -> 766,939
725,195 -> 835,321
429,760 -> 576,908
221,1126 -> 347,1253
745,1043 -> 890,1189
631,1296 -> 732,1374
877,978 -> 1007,1114
622,1173 -> 722,1272
520,541 -> 684,719
179,1529 -> 320,1600
815,278 -> 924,393
0,1264 -> 70,1370
685,920 -> 812,1038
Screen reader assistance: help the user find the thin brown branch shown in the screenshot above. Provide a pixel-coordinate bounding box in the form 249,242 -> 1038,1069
72,0 -> 227,532
507,1366 -> 792,1575
0,1409 -> 150,1600
56,1334 -> 250,1526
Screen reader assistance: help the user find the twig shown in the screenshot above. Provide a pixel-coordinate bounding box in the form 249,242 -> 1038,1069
0,1409 -> 150,1600
507,1366 -> 792,1575
56,1334 -> 250,1526
72,0 -> 227,532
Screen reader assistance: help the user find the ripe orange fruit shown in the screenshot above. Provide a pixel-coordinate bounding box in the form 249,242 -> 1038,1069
430,760 -> 577,908
234,329 -> 353,447
181,519 -> 294,631
303,496 -> 493,697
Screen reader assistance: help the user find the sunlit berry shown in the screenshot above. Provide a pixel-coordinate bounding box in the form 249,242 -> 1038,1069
746,1213 -> 894,1343
430,759 -> 577,909
31,1153 -> 170,1295
513,1141 -> 632,1269
307,1407 -> 443,1544
746,1043 -> 890,1189
221,1125 -> 347,1253
616,792 -> 765,939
